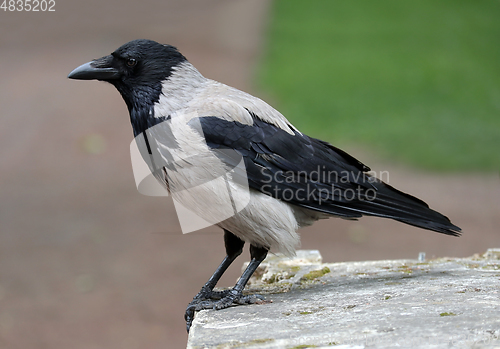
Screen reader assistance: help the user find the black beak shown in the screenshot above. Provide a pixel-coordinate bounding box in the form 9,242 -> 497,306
68,55 -> 121,80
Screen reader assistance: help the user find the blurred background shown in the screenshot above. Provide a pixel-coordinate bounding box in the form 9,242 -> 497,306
0,0 -> 498,348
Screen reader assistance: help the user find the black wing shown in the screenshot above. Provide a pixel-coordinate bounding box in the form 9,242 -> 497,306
193,114 -> 461,236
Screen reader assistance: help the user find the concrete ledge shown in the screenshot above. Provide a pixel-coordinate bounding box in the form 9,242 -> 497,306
187,249 -> 500,349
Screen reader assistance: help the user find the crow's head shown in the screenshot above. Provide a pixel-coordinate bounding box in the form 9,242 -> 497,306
68,39 -> 187,112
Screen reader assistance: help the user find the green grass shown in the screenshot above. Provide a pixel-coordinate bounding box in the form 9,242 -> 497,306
257,0 -> 500,171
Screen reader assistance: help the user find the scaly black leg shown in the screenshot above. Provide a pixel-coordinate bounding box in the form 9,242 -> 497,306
185,240 -> 269,332
211,244 -> 268,310
185,230 -> 244,331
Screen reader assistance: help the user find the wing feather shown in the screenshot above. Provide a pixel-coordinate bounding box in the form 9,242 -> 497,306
193,112 -> 461,236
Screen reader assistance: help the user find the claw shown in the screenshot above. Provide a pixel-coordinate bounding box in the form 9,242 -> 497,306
184,290 -> 266,332
233,294 -> 265,305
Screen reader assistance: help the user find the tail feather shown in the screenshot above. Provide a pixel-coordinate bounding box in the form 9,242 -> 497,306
339,179 -> 461,236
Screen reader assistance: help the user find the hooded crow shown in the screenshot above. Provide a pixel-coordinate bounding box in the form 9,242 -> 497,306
68,39 -> 461,332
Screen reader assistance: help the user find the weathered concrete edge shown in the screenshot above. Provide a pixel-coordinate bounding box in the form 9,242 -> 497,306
187,249 -> 500,349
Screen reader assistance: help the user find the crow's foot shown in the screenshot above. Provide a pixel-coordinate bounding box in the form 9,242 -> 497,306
190,287 -> 231,302
185,290 -> 265,332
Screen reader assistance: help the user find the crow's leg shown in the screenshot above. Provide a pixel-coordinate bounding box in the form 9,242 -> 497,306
185,242 -> 268,331
185,230 -> 244,331
212,244 -> 268,310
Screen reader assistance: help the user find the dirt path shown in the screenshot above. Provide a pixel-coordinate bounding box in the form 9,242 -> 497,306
0,1 -> 498,348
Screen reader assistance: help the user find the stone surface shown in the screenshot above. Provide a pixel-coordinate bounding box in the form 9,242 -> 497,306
187,249 -> 500,349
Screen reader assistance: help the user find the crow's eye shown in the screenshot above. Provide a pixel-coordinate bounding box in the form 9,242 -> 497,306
126,58 -> 137,67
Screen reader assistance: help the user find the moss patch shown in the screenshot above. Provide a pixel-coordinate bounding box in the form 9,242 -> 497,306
299,311 -> 314,315
397,265 -> 413,274
300,267 -> 331,282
